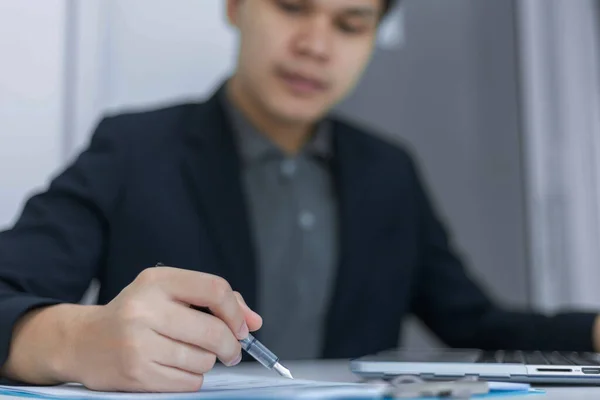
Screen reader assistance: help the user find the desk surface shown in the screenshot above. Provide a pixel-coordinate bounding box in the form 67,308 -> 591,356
216,359 -> 600,399
1,359 -> 600,399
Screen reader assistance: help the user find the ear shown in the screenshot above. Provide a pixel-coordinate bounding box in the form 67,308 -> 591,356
226,0 -> 243,27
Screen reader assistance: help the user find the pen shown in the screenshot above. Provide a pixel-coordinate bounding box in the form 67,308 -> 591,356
154,263 -> 293,379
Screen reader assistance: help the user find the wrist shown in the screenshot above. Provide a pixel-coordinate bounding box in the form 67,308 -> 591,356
52,304 -> 102,384
2,304 -> 81,384
593,315 -> 600,352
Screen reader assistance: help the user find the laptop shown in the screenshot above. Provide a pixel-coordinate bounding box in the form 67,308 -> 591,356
350,348 -> 600,384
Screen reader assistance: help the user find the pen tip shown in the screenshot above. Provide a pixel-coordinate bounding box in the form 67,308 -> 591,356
274,362 -> 294,379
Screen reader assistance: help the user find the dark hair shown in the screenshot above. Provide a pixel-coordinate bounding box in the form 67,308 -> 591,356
382,0 -> 399,17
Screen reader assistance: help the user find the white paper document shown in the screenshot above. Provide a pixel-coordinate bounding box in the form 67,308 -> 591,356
0,373 -> 388,399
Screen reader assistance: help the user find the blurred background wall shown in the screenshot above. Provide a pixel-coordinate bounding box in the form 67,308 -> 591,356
0,1 -> 67,228
1,0 -> 600,347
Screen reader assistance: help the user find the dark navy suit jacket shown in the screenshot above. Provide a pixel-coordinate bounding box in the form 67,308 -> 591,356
0,86 -> 595,368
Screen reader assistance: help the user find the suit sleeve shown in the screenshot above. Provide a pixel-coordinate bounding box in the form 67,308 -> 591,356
0,116 -> 128,369
407,157 -> 597,352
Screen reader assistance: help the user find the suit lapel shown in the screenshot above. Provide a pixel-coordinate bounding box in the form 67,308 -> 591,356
180,87 -> 257,311
323,122 -> 377,358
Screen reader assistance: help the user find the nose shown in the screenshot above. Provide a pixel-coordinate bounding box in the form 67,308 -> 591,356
293,16 -> 332,62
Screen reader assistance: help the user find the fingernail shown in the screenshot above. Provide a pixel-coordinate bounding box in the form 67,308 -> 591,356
229,352 -> 242,367
238,322 -> 249,339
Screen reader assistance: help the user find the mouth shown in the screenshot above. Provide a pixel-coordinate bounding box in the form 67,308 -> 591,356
276,67 -> 329,96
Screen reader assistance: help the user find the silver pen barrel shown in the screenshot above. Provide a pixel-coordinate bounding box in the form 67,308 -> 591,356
240,334 -> 277,368
240,334 -> 293,379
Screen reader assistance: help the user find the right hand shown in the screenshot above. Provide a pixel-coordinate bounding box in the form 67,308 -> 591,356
63,266 -> 262,392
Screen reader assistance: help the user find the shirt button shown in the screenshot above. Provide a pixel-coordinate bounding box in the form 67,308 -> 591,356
298,210 -> 316,230
280,159 -> 297,178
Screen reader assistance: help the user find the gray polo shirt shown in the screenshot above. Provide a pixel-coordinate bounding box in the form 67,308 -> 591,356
220,92 -> 338,360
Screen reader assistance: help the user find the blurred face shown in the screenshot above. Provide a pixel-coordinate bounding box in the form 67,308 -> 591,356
227,0 -> 382,124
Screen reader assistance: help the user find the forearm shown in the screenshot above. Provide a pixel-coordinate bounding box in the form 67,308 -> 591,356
1,303 -> 96,385
593,316 -> 600,352
464,309 -> 597,352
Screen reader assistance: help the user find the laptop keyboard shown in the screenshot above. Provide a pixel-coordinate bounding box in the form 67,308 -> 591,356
477,350 -> 600,365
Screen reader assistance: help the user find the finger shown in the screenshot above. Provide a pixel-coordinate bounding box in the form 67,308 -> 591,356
139,363 -> 204,393
147,268 -> 248,340
234,292 -> 263,331
149,300 -> 242,366
149,331 -> 220,375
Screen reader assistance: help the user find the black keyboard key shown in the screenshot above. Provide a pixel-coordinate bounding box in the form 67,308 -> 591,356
495,350 -> 505,363
503,350 -> 525,364
580,353 -> 600,365
544,351 -> 575,365
478,350 -> 600,366
563,352 -> 594,365
524,351 -> 550,365
477,351 -> 498,363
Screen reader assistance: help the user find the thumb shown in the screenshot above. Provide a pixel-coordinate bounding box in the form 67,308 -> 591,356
234,291 -> 263,332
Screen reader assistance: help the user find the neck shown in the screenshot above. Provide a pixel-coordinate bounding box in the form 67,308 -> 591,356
226,76 -> 314,155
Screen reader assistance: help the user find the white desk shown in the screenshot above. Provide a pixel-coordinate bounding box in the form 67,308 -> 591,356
215,359 -> 600,399
0,360 -> 598,399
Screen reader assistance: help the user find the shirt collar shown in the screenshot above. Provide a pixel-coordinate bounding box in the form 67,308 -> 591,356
219,83 -> 333,164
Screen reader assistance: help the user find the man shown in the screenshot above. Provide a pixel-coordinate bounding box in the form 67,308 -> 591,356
0,0 -> 598,393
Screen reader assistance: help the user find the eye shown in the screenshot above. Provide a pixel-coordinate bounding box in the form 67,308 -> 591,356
338,22 -> 367,35
337,18 -> 373,35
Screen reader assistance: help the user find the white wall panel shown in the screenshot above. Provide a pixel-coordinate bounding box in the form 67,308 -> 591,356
0,0 -> 67,228
69,0 -> 237,156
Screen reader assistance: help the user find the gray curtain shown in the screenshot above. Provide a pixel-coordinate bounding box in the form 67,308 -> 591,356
517,0 -> 600,310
